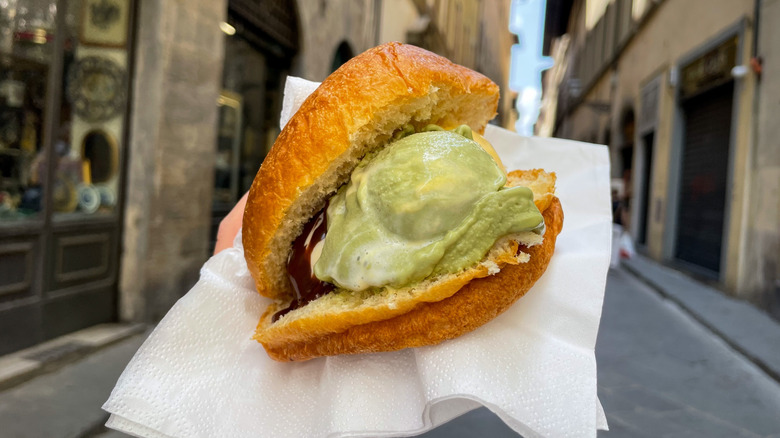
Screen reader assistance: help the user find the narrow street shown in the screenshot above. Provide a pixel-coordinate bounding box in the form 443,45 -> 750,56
597,269 -> 780,437
3,266 -> 780,437
421,268 -> 780,437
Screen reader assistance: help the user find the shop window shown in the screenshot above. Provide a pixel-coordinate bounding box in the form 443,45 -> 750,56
56,0 -> 130,219
0,0 -> 134,355
0,0 -> 57,222
0,0 -> 130,222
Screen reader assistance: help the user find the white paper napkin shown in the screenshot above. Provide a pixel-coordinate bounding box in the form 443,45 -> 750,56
280,76 -> 321,130
103,77 -> 611,438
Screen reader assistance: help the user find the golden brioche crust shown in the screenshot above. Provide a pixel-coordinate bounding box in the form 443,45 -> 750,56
243,43 -> 499,300
260,197 -> 563,361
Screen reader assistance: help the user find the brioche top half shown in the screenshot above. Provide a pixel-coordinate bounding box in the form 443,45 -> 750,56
242,42 -> 500,300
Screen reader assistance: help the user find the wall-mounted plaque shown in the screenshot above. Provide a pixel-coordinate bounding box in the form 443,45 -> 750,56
680,36 -> 738,100
79,0 -> 131,48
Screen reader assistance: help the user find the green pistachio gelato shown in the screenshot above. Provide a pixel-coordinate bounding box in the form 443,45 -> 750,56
313,129 -> 543,291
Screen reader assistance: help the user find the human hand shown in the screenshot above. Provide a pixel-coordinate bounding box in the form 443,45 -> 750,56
214,192 -> 249,255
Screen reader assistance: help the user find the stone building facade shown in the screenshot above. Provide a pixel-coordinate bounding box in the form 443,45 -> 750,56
120,0 -> 227,322
749,0 -> 780,316
294,0 -> 380,82
402,0 -> 517,129
0,0 -> 223,354
292,0 -> 516,128
541,0 -> 779,316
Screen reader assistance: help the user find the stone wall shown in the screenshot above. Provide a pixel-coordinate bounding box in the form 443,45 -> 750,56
120,0 -> 226,322
294,0 -> 379,81
550,0 -> 778,309
743,0 -> 780,315
475,0 -> 514,129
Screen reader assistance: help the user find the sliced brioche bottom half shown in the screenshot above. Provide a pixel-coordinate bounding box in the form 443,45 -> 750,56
255,194 -> 563,362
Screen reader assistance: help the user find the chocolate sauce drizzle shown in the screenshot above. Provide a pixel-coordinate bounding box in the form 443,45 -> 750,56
273,205 -> 334,322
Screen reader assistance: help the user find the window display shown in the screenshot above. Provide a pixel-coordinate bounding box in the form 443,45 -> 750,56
0,0 -> 56,222
214,91 -> 242,207
79,0 -> 130,47
54,0 -> 129,219
0,0 -> 130,222
0,0 -> 135,359
67,55 -> 127,123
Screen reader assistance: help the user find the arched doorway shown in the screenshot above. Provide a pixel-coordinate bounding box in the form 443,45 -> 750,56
618,108 -> 635,230
330,41 -> 355,73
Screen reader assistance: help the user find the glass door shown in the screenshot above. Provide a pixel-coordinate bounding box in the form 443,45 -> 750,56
0,0 -> 58,354
0,0 -> 56,225
211,90 -> 243,249
0,0 -> 134,355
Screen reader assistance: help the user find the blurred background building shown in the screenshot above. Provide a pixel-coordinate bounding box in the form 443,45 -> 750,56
0,0 -> 517,355
539,0 -> 779,317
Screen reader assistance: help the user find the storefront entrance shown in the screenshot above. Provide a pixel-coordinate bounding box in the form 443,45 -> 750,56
0,0 -> 134,355
637,131 -> 654,246
673,35 -> 738,277
675,82 -> 733,275
210,0 -> 299,249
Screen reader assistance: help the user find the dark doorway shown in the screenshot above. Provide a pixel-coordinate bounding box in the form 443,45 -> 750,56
620,146 -> 634,176
637,131 -> 654,246
331,41 -> 354,73
617,109 -> 635,231
675,82 -> 734,275
210,0 -> 300,252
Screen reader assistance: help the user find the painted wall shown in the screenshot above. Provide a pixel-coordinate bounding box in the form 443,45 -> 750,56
556,0 -> 771,305
377,0 -> 419,44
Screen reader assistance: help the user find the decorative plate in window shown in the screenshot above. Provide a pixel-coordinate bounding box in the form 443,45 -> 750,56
67,56 -> 127,122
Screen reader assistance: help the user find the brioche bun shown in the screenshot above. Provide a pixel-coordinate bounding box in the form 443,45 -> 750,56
242,43 -> 562,361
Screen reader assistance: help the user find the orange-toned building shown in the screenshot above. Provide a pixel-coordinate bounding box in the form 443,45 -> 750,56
540,0 -> 779,316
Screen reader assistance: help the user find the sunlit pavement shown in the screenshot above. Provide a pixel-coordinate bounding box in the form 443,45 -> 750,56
596,269 -> 780,437
420,268 -> 780,438
2,267 -> 780,437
